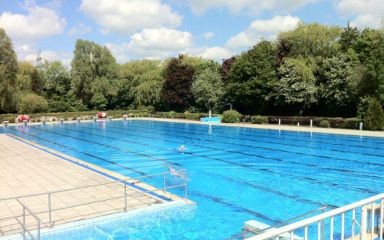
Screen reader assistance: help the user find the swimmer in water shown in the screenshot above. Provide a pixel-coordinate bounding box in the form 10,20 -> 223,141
178,145 -> 186,152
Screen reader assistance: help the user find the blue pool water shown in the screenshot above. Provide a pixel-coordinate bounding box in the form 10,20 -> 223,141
2,120 -> 384,239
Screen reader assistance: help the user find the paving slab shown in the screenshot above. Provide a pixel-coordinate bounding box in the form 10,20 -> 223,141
0,134 -> 180,237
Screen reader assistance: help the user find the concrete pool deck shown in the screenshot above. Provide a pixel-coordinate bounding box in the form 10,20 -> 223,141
133,117 -> 384,138
0,134 -> 182,237
2,117 -> 384,138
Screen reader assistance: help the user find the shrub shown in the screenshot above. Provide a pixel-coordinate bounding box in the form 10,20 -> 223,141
167,111 -> 176,118
343,118 -> 361,129
222,110 -> 241,123
17,93 -> 48,114
319,119 -> 330,128
365,98 -> 384,131
251,115 -> 268,124
184,111 -> 192,119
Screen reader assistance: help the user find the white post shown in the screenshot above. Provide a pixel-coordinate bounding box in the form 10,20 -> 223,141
278,119 -> 281,125
3,121 -> 8,127
60,119 -> 64,124
76,118 -> 81,123
310,119 -> 313,128
297,122 -> 300,127
359,122 -> 363,131
361,206 -> 367,240
42,120 -> 46,125
209,110 -> 212,118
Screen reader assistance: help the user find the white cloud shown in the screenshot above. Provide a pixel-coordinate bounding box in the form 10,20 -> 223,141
179,0 -> 318,15
16,43 -> 72,66
68,23 -> 91,36
80,0 -> 182,35
184,47 -> 233,62
106,28 -> 193,62
336,0 -> 384,28
203,32 -> 215,40
0,3 -> 66,43
226,15 -> 301,49
106,28 -> 233,62
0,1 -> 68,65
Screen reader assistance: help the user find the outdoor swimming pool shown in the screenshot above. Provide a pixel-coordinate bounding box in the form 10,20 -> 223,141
2,120 -> 384,239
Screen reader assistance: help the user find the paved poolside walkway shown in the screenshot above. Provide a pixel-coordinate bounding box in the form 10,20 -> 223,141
0,134 -> 175,237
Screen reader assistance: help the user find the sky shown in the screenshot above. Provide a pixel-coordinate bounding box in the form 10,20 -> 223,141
0,0 -> 383,66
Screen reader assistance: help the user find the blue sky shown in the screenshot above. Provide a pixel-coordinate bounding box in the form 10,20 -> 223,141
0,0 -> 382,65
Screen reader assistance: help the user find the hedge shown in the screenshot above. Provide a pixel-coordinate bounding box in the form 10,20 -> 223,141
0,110 -> 366,130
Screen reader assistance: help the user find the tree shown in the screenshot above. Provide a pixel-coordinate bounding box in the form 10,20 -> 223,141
17,92 -> 48,114
192,67 -> 224,112
40,61 -> 78,112
0,28 -> 18,113
71,39 -> 118,109
226,41 -> 278,114
16,62 -> 34,92
220,56 -> 236,84
354,29 -> 384,102
161,55 -> 195,111
118,60 -> 164,108
270,58 -> 317,114
16,61 -> 44,95
278,23 -> 341,59
339,23 -> 360,51
364,98 -> 384,130
318,51 -> 361,116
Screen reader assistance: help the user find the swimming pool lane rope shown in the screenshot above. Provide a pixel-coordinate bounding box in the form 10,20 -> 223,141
14,125 -> 380,196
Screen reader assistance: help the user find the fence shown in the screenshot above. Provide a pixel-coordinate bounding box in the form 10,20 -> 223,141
0,162 -> 188,239
246,193 -> 384,240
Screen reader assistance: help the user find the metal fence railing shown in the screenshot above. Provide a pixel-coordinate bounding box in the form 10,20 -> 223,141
245,193 -> 384,240
0,162 -> 188,239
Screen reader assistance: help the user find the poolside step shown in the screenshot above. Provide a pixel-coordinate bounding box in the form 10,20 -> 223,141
242,220 -> 303,240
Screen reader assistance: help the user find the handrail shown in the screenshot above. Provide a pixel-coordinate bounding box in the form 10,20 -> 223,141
248,193 -> 384,240
0,163 -> 188,237
15,199 -> 41,240
0,172 -> 168,202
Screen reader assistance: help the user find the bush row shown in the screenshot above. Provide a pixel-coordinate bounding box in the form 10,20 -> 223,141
0,110 -> 368,130
0,110 -> 216,123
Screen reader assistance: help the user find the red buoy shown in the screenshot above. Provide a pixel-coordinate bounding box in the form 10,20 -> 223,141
97,112 -> 107,119
18,115 -> 30,122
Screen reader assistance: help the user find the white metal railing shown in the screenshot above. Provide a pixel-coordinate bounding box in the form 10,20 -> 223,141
14,199 -> 42,240
0,163 -> 188,237
247,193 -> 384,240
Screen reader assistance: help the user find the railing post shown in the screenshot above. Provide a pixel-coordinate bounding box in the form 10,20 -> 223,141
361,205 -> 368,240
321,208 -> 325,240
22,206 -> 26,240
48,193 -> 52,227
37,219 -> 41,240
124,184 -> 127,212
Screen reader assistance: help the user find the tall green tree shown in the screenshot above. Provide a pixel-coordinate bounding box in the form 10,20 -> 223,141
161,55 -> 195,111
278,23 -> 342,59
270,58 -> 317,115
318,51 -> 361,116
226,41 -> 277,114
192,67 -> 224,112
16,62 -> 34,92
354,29 -> 384,102
118,60 -> 164,108
0,28 -> 18,113
71,39 -> 118,109
40,61 -> 78,112
339,23 -> 360,51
